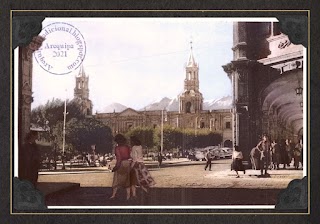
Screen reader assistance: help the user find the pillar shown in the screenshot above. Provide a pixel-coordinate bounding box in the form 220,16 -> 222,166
18,35 -> 44,172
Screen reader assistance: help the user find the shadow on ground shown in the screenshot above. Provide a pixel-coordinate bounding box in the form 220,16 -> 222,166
45,186 -> 280,206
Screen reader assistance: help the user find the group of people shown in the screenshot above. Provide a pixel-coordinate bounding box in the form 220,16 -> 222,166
109,134 -> 155,201
250,134 -> 303,176
228,134 -> 303,178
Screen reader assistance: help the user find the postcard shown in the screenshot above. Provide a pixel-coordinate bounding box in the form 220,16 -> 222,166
4,8 -> 315,224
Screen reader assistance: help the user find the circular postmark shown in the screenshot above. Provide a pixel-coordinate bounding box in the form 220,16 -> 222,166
34,22 -> 86,75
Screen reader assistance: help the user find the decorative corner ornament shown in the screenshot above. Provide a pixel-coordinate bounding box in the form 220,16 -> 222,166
13,177 -> 47,211
275,176 -> 308,210
12,16 -> 45,49
276,16 -> 308,48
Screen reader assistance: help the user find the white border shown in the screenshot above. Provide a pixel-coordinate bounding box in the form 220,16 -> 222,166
13,17 -> 306,210
303,48 -> 307,177
14,48 -> 19,177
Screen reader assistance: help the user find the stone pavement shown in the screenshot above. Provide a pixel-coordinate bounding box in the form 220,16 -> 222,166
38,159 -> 304,206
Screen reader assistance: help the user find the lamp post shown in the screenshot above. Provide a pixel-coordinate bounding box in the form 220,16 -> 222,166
160,108 -> 167,155
161,109 -> 164,155
295,86 -> 303,95
61,89 -> 68,170
296,77 -> 303,96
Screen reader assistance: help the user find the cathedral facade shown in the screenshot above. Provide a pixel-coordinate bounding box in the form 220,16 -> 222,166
78,48 -> 233,147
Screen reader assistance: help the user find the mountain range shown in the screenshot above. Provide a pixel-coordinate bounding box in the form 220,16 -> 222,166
101,96 -> 232,113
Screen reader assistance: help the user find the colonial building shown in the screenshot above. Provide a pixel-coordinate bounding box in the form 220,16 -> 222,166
223,22 -> 304,158
92,47 -> 233,147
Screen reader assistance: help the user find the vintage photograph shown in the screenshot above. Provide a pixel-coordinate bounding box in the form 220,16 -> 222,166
13,17 -> 307,209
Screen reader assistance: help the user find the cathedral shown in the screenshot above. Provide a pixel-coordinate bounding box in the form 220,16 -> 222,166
73,65 -> 93,116
74,47 -> 233,147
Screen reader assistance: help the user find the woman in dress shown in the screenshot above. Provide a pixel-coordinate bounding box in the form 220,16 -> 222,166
110,134 -> 132,200
130,136 -> 155,197
232,146 -> 245,178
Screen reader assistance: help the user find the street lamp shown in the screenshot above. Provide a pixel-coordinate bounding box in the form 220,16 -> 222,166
161,109 -> 164,155
296,77 -> 303,96
62,89 -> 68,170
295,86 -> 303,95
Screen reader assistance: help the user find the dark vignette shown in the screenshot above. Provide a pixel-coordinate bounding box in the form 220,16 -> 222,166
1,1 -> 319,224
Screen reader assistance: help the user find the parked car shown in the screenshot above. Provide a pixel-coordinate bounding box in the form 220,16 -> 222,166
211,149 -> 221,159
220,147 -> 233,158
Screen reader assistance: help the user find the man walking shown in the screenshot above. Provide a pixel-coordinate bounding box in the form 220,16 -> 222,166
204,150 -> 213,171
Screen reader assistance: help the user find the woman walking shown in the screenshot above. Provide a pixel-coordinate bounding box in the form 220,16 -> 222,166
130,136 -> 155,197
110,134 -> 132,200
231,146 -> 245,178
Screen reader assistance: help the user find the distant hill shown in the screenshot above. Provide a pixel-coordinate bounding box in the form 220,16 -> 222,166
140,97 -> 172,111
142,95 -> 232,111
203,96 -> 233,110
100,96 -> 232,113
101,102 -> 127,113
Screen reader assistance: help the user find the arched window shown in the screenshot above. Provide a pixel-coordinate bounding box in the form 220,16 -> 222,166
224,140 -> 233,147
200,122 -> 205,128
186,102 -> 191,113
188,72 -> 192,80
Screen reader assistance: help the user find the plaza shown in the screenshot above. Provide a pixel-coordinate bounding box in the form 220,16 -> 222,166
38,158 -> 303,206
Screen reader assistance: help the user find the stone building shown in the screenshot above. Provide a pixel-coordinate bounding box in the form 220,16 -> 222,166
223,22 -> 304,158
73,65 -> 93,116
92,47 -> 233,147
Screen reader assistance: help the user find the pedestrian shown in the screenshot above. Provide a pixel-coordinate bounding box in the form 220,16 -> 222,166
279,139 -> 288,169
250,147 -> 260,170
293,139 -> 303,170
231,146 -> 245,178
271,139 -> 281,170
109,134 -> 132,200
285,139 -> 294,167
256,134 -> 271,176
204,150 -> 213,171
19,131 -> 40,187
130,136 -> 155,198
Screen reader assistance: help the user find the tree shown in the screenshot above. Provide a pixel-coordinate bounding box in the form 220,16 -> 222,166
125,127 -> 155,148
31,98 -> 85,141
66,118 -> 113,154
153,126 -> 222,151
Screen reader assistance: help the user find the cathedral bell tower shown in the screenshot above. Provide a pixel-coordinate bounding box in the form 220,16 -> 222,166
179,42 -> 203,113
74,65 -> 92,116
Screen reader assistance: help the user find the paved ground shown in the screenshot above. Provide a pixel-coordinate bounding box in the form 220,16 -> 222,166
38,158 -> 303,206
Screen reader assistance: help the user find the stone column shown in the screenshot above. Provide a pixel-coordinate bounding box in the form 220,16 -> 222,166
18,35 -> 44,148
232,22 -> 248,60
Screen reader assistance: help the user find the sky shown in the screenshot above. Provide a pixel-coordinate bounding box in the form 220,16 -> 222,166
28,18 -> 234,112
